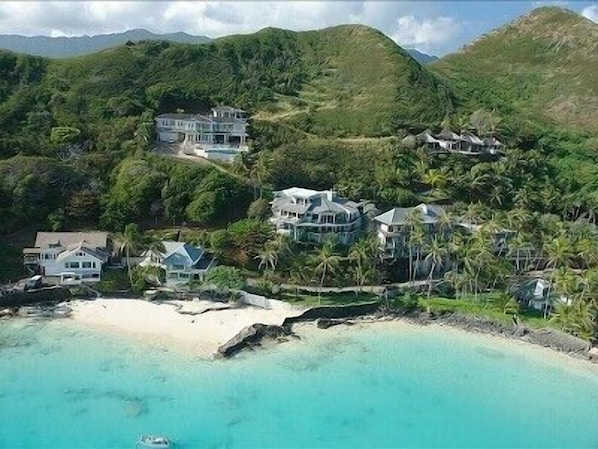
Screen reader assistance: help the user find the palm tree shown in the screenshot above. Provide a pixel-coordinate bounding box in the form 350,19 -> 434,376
406,208 -> 424,284
422,169 -> 449,191
424,237 -> 448,299
145,234 -> 166,261
310,240 -> 341,304
544,235 -> 574,270
117,223 -> 144,288
508,232 -> 533,273
255,246 -> 278,272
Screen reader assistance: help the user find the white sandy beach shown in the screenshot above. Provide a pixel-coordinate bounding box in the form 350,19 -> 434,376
68,298 -> 306,357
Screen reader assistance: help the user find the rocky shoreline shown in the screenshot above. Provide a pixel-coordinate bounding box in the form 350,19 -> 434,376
217,303 -> 597,363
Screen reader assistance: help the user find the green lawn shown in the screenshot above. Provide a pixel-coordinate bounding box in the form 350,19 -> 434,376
419,295 -> 554,329
281,291 -> 378,307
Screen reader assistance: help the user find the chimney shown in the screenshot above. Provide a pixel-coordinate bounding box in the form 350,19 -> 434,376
325,190 -> 336,201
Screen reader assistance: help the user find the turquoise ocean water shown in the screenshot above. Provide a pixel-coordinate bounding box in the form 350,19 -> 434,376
1,319 -> 598,449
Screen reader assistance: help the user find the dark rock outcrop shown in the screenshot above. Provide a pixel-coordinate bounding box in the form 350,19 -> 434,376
315,318 -> 340,329
217,323 -> 292,358
0,286 -> 71,308
284,301 -> 381,325
395,310 -> 592,358
526,328 -> 591,355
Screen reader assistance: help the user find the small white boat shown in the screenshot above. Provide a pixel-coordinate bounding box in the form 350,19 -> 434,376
135,435 -> 173,448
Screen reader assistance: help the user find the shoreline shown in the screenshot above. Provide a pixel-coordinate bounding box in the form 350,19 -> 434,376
62,297 -> 306,358
5,297 -> 596,365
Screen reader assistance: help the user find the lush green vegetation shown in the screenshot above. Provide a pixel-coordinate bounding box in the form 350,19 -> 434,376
0,8 -> 597,343
432,7 -> 598,133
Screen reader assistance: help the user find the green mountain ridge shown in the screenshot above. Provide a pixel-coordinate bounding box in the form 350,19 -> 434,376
432,6 -> 598,133
0,23 -> 456,159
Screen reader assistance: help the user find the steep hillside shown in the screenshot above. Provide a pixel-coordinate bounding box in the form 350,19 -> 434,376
0,24 -> 456,157
0,29 -> 211,58
432,7 -> 598,132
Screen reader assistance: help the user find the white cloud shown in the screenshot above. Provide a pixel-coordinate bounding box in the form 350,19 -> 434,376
391,15 -> 459,54
0,0 -> 459,55
581,4 -> 598,22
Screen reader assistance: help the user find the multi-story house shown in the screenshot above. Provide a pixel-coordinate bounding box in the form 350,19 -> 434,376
23,232 -> 110,284
374,204 -> 450,259
139,241 -> 216,285
270,188 -> 363,245
155,106 -> 249,162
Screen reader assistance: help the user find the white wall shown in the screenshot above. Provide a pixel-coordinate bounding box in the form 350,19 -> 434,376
41,251 -> 102,281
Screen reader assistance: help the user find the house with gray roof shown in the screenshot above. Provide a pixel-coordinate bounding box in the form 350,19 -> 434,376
155,105 -> 248,162
270,188 -> 363,245
23,232 -> 110,283
139,241 -> 216,285
374,204 -> 450,260
411,128 -> 504,156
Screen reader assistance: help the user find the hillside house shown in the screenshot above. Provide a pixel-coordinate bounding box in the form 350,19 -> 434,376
270,188 -> 363,245
412,128 -> 503,155
23,232 -> 110,284
139,241 -> 216,285
155,106 -> 248,162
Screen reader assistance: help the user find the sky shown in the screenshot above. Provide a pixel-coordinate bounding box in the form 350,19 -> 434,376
0,1 -> 596,56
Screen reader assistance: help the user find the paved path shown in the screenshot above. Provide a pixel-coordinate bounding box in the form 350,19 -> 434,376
246,278 -> 431,295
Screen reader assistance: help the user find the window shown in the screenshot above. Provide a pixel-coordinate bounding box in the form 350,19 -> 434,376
82,262 -> 92,269
76,252 -> 84,257
179,273 -> 190,279
65,262 -> 80,269
92,262 -> 97,268
172,264 -> 185,270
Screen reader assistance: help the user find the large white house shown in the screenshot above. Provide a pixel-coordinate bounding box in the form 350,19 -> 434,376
270,188 -> 363,245
139,241 -> 216,285
23,232 -> 110,284
155,106 -> 248,162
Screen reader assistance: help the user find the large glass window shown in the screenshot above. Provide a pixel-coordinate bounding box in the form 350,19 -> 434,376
82,262 -> 92,268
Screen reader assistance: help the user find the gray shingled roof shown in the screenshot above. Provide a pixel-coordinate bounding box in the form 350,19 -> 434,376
157,113 -> 195,120
272,191 -> 359,216
34,232 -> 108,249
436,129 -> 464,141
374,204 -> 446,226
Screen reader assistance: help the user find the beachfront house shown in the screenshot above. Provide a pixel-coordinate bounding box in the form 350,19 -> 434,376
23,232 -> 110,284
155,106 -> 249,162
512,278 -> 572,312
270,188 -> 364,245
374,204 -> 450,263
139,241 -> 216,285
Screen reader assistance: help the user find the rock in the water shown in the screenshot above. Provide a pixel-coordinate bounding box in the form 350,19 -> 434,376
316,318 -> 331,329
217,324 -> 291,358
589,347 -> 598,363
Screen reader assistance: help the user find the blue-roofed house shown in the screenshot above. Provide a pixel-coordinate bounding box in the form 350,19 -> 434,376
140,241 -> 216,285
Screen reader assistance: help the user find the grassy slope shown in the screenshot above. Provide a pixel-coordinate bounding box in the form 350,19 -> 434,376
40,25 -> 454,140
432,7 -> 598,133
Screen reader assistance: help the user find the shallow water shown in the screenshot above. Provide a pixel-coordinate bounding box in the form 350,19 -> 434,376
1,319 -> 598,448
